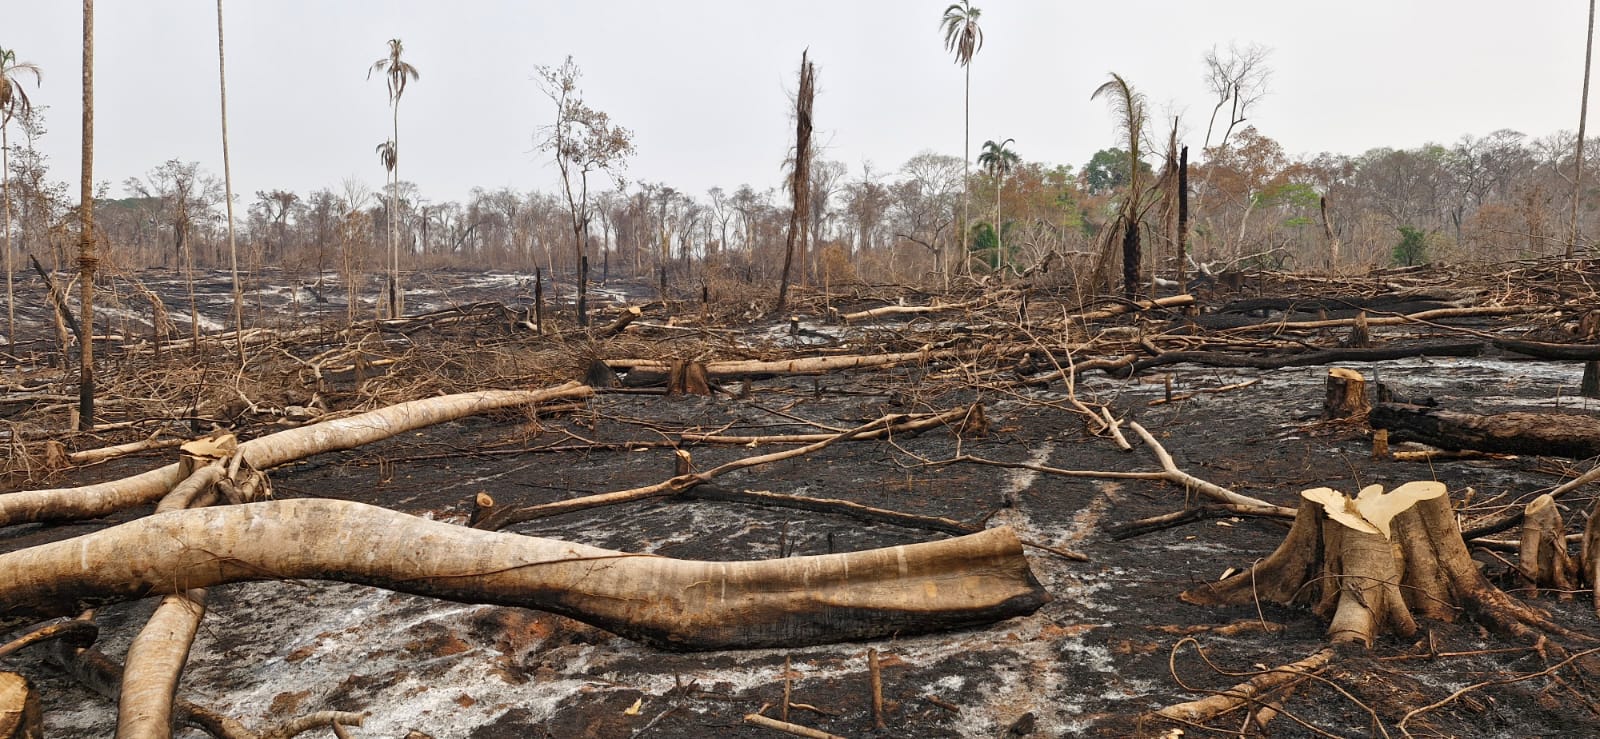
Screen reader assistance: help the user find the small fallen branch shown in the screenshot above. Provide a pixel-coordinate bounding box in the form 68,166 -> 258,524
1153,643 -> 1335,725
473,412 -> 937,531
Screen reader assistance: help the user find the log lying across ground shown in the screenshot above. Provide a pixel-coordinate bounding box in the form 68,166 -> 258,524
0,382 -> 594,528
1370,403 -> 1600,459
0,499 -> 1049,651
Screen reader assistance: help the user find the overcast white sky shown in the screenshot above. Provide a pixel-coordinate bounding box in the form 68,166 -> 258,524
5,1 -> 1593,205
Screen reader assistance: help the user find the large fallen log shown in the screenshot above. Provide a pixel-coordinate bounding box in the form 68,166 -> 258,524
1370,403 -> 1600,459
0,499 -> 1049,651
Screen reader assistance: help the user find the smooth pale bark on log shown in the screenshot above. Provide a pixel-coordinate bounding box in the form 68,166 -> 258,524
1519,494 -> 1577,596
608,349 -> 986,379
0,382 -> 593,528
1370,403 -> 1600,459
0,672 -> 40,739
1323,367 -> 1370,420
119,590 -> 205,739
0,500 -> 1048,651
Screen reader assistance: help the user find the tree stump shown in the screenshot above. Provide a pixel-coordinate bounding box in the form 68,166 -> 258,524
1323,368 -> 1370,420
1182,483 -> 1577,649
1582,361 -> 1599,400
666,361 -> 711,396
0,673 -> 40,739
1519,494 -> 1576,597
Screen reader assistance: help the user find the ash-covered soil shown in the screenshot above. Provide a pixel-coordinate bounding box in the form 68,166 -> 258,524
7,349 -> 1599,737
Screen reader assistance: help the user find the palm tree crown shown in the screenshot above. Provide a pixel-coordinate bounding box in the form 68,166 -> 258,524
940,2 -> 984,66
368,38 -> 419,104
978,138 -> 1018,178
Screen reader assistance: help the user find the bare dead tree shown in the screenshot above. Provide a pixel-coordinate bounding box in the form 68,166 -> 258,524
1201,42 -> 1271,152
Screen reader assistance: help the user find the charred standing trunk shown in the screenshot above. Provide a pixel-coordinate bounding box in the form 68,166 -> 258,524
1370,403 -> 1600,459
1121,217 -> 1140,299
776,50 -> 814,314
1176,145 -> 1188,292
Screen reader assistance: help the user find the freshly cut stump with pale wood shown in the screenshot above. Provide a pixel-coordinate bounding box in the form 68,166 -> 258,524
1322,367 -> 1370,420
1182,483 -> 1577,649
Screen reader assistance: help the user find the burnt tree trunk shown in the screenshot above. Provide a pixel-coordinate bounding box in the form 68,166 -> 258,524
1176,145 -> 1188,292
1121,218 -> 1140,300
1370,403 -> 1600,459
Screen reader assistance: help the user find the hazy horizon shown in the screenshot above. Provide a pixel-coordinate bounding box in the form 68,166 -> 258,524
6,1 -> 1594,205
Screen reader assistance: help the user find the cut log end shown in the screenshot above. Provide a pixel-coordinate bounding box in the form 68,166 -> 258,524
1323,367 -> 1370,420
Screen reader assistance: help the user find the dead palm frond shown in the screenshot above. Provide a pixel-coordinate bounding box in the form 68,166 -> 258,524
375,140 -> 397,173
0,48 -> 43,123
367,38 -> 419,104
940,1 -> 983,66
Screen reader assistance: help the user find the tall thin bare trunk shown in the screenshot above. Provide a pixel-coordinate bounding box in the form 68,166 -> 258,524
390,103 -> 402,317
961,62 -> 971,276
217,0 -> 242,367
1571,0 -> 1596,259
78,0 -> 96,431
4,123 -> 13,356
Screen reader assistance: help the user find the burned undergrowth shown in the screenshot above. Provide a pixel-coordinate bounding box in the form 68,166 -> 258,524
4,260 -> 1600,736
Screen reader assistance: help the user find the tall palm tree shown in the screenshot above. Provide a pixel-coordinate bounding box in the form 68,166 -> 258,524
374,139 -> 396,316
941,1 -> 982,275
78,0 -> 95,429
1092,72 -> 1149,298
977,137 -> 1017,269
369,39 -> 419,317
215,0 -> 243,365
0,46 -> 41,356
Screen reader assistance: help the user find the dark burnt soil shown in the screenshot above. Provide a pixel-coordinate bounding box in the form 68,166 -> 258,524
9,348 -> 1600,737
6,263 -> 1600,736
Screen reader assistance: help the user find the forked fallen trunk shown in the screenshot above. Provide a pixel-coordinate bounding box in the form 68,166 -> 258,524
0,499 -> 1048,651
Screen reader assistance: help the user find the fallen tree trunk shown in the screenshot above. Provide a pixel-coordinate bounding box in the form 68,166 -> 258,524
0,382 -> 593,529
1370,403 -> 1600,459
1125,340 -> 1484,374
1491,337 -> 1600,360
0,499 -> 1049,651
